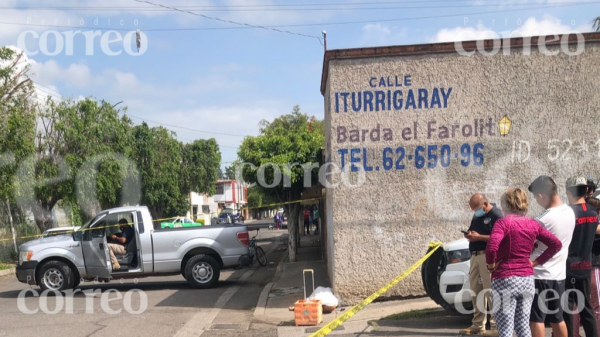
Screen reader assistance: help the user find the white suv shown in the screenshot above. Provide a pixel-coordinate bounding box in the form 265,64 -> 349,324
422,238 -> 473,312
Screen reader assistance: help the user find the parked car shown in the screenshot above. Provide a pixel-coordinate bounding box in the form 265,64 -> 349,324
160,217 -> 202,229
41,227 -> 80,238
16,206 -> 251,291
421,238 -> 472,313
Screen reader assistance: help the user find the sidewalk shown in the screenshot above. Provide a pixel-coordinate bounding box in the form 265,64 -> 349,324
252,233 -> 559,337
253,234 -> 444,337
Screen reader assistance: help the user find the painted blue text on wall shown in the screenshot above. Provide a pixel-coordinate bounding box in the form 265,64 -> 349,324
334,75 -> 453,113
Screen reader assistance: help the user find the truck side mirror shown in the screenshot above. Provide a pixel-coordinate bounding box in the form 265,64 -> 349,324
73,230 -> 83,242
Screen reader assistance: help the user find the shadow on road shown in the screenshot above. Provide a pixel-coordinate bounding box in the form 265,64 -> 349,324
0,274 -> 246,299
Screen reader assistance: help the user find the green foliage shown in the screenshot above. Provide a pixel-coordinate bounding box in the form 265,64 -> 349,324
132,123 -> 185,219
238,105 -> 324,202
25,98 -> 137,230
594,16 -> 600,32
131,124 -> 221,219
238,106 -> 324,260
0,47 -> 36,255
223,162 -> 238,180
0,47 -> 36,204
180,138 -> 221,197
247,186 -> 279,209
0,48 -> 222,231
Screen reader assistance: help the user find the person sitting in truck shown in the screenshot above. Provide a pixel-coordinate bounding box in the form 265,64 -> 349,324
108,218 -> 134,270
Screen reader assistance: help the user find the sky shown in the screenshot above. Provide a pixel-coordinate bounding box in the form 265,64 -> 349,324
0,0 -> 598,167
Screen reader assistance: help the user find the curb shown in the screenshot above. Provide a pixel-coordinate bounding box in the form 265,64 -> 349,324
254,282 -> 274,316
254,235 -> 287,317
0,268 -> 15,277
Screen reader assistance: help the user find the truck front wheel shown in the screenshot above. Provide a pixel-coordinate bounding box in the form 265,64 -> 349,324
37,260 -> 75,292
184,255 -> 220,289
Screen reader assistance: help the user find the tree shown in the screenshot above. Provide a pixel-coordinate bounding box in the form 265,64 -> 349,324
24,98 -> 134,231
131,124 -> 222,219
223,161 -> 240,180
180,138 -> 221,197
238,106 -> 324,262
132,123 -> 184,219
247,186 -> 279,220
594,16 -> 600,32
0,47 -> 36,252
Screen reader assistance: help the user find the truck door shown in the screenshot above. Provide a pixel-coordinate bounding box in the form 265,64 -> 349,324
79,215 -> 111,280
133,211 -> 145,271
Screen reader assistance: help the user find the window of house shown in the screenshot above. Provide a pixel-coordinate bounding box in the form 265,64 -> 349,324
215,184 -> 224,194
202,205 -> 210,214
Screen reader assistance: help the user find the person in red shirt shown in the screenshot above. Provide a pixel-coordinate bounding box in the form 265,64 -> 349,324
584,176 -> 600,337
303,207 -> 310,235
563,176 -> 599,337
486,188 -> 562,337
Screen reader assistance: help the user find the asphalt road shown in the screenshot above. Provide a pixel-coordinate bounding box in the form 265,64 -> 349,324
0,222 -> 286,337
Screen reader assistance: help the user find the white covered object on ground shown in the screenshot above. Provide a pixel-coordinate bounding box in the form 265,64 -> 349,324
308,287 -> 339,307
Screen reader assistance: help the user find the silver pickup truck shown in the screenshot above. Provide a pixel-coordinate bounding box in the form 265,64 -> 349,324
16,206 -> 251,291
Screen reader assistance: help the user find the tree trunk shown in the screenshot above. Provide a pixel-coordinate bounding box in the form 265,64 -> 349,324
5,200 -> 17,254
296,206 -> 301,248
287,203 -> 301,262
32,204 -> 53,233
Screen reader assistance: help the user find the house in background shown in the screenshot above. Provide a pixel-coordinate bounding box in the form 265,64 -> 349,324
189,180 -> 248,224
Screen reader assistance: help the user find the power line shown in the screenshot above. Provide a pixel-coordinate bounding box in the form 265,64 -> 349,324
33,82 -> 62,96
2,2 -> 598,11
24,83 -> 246,144
1,0 -> 595,9
33,87 -> 62,101
125,113 -> 248,138
0,2 -> 592,32
134,0 -> 323,44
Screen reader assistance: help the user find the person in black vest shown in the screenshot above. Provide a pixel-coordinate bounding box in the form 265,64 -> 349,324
564,175 -> 599,337
459,193 -> 503,336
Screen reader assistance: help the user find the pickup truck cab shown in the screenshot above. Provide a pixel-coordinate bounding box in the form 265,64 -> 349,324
16,206 -> 251,291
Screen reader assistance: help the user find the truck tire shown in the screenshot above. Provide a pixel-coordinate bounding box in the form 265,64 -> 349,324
184,255 -> 220,289
37,260 -> 75,292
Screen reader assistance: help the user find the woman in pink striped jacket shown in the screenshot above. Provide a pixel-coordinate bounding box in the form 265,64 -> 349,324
486,188 -> 562,337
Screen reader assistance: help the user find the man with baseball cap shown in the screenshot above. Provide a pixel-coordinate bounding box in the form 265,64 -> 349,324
563,175 -> 599,337
528,176 -> 574,337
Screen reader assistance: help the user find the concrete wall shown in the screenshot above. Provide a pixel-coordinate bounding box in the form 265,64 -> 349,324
213,183 -> 234,203
324,40 -> 600,304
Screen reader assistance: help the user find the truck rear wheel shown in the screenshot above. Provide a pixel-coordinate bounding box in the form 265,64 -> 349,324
37,260 -> 75,292
184,255 -> 220,289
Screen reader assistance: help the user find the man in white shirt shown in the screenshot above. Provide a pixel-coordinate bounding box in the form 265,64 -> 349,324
528,175 -> 575,337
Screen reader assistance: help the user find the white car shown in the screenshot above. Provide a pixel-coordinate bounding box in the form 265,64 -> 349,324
41,227 -> 80,238
422,238 -> 472,313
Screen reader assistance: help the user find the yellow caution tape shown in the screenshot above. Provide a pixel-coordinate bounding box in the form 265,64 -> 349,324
243,196 -> 324,210
2,197 -> 328,243
308,241 -> 443,337
0,216 -> 183,243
